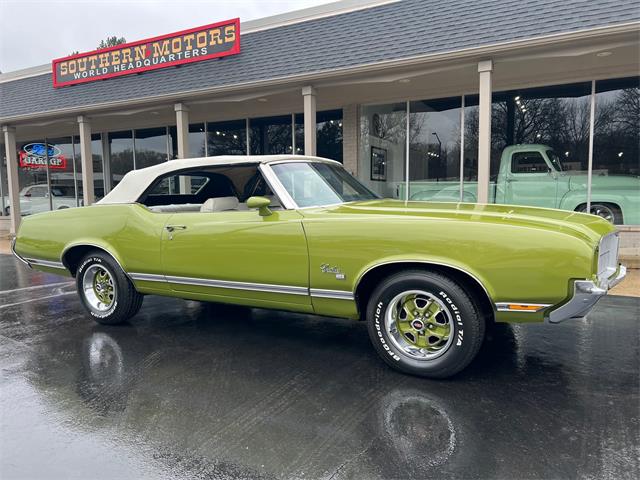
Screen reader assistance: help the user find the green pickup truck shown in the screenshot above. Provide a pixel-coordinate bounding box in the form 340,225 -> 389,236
404,144 -> 640,224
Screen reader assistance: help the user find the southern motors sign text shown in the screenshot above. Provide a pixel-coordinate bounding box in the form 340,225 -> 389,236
52,18 -> 240,87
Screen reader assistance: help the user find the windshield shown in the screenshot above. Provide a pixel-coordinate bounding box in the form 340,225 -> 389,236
271,162 -> 378,208
546,149 -> 564,172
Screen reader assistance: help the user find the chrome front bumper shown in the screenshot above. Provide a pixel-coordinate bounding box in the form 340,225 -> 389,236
547,264 -> 627,323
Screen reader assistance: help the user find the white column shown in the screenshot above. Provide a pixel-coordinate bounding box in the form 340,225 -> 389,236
174,103 -> 190,194
302,86 -> 317,156
77,115 -> 95,205
2,126 -> 21,234
477,59 -> 493,204
174,102 -> 190,159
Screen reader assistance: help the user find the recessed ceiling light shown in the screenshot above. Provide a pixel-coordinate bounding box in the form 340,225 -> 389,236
596,51 -> 612,57
258,98 -> 268,102
399,78 -> 411,84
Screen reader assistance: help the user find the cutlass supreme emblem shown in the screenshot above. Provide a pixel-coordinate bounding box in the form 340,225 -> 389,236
320,264 -> 345,280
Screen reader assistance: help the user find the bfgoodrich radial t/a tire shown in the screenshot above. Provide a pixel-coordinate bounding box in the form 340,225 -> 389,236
76,251 -> 144,325
366,270 -> 485,379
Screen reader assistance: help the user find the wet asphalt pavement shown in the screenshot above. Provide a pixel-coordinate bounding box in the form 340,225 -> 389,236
1,254 -> 639,480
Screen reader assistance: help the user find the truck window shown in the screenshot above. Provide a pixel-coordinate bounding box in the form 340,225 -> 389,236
546,150 -> 564,172
511,152 -> 549,174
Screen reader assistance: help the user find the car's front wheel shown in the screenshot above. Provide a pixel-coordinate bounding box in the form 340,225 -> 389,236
76,251 -> 143,325
366,270 -> 485,379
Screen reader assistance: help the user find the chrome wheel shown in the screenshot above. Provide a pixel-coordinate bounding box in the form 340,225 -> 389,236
385,290 -> 454,361
82,264 -> 116,312
581,204 -> 615,223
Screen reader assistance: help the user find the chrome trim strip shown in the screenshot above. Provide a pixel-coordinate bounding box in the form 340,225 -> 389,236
129,272 -> 356,301
11,238 -> 32,268
129,272 -> 164,282
310,288 -> 355,300
130,272 -> 310,297
495,302 -> 552,313
165,275 -> 309,296
26,257 -> 66,269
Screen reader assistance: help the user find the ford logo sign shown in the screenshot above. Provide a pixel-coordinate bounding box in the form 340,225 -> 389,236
22,143 -> 62,158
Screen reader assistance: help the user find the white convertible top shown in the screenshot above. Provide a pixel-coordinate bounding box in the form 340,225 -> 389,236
97,155 -> 337,204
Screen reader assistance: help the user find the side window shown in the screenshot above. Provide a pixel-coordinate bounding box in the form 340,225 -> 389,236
30,186 -> 47,197
511,152 -> 549,174
148,175 -> 209,195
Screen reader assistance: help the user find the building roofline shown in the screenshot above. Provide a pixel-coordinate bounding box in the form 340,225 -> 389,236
1,20 -> 638,125
0,0 -> 399,83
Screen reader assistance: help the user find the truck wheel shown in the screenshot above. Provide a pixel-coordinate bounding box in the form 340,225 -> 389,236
577,203 -> 622,224
76,251 -> 143,325
366,270 -> 485,379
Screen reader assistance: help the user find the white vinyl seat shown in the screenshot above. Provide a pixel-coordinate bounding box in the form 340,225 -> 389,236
148,203 -> 202,213
200,196 -> 239,212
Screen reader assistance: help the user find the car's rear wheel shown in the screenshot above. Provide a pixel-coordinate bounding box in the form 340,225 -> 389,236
76,251 -> 143,325
366,270 -> 485,379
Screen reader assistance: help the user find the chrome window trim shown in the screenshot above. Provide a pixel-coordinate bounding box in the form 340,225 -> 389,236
258,163 -> 298,210
263,159 -> 376,210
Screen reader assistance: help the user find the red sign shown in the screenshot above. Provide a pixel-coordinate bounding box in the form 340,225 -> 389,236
19,143 -> 67,170
52,18 -> 240,88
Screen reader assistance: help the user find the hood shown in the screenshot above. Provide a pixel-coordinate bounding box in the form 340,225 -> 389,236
310,199 -> 615,245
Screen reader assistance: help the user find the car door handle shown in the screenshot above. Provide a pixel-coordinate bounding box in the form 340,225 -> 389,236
165,225 -> 187,232
165,225 -> 187,240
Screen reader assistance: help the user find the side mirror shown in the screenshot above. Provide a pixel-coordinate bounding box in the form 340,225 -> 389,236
247,196 -> 272,217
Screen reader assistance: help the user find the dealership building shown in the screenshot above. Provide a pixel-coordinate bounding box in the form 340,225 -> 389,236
1,0 -> 639,256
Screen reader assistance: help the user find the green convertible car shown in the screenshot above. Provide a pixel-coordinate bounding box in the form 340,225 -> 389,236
12,156 -> 626,378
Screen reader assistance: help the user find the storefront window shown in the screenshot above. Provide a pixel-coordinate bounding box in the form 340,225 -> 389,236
189,123 -> 206,157
593,77 -> 640,225
294,110 -> 344,162
135,127 -> 168,169
207,119 -> 246,156
407,97 -> 462,201
47,137 -> 78,208
72,133 -> 105,202
250,115 -> 292,155
359,103 -> 407,198
487,82 -> 592,209
108,130 -> 134,187
16,139 -> 50,216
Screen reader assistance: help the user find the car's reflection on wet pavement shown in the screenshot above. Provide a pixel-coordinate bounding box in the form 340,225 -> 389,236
1,255 -> 638,479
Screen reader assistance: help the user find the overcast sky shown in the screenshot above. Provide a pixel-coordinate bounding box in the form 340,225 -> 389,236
0,0 -> 335,73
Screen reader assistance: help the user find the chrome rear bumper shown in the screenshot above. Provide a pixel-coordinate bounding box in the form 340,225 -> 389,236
10,237 -> 32,268
547,264 -> 627,323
